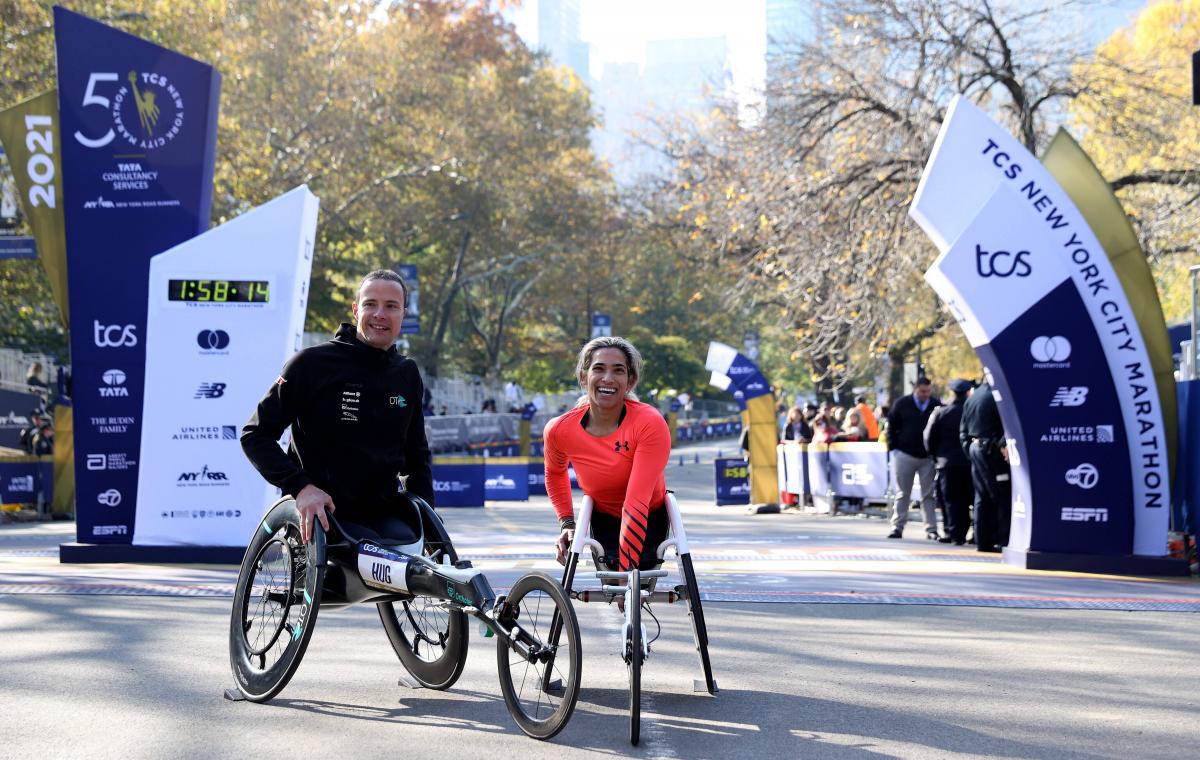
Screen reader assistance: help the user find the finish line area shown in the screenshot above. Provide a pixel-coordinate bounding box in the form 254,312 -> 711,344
4,490 -> 1198,613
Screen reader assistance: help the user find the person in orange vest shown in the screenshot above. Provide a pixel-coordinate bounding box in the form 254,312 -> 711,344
854,396 -> 880,440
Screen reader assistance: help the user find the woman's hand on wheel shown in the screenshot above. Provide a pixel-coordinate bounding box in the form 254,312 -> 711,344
296,484 -> 335,544
555,527 -> 575,565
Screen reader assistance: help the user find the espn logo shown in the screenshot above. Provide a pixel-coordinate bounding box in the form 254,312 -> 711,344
1061,507 -> 1108,523
92,525 -> 128,536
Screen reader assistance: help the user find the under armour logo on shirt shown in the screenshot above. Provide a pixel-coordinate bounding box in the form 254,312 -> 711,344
615,441 -> 629,453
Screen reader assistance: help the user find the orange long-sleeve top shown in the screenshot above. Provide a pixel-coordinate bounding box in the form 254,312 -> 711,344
543,399 -> 671,570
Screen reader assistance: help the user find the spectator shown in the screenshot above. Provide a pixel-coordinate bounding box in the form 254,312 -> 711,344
925,379 -> 973,545
18,409 -> 46,455
781,406 -> 812,442
811,414 -> 839,444
885,377 -> 942,540
960,380 -> 1010,553
26,362 -> 49,404
854,395 -> 881,440
30,422 -> 53,456
837,409 -> 868,442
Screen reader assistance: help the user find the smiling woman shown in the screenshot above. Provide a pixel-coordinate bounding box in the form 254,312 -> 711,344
544,337 -> 672,572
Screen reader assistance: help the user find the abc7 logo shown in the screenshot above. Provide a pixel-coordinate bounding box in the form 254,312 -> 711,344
1064,463 -> 1099,490
196,330 -> 230,350
1030,335 -> 1071,362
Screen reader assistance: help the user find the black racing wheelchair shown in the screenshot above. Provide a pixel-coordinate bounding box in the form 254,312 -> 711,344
227,493 -> 581,740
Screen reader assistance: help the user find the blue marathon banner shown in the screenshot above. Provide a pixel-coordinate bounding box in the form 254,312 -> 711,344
714,457 -> 750,505
56,7 -> 220,544
911,97 -> 1170,563
396,263 -> 420,334
432,459 -> 485,507
0,459 -> 54,505
484,459 -> 529,501
0,389 -> 42,449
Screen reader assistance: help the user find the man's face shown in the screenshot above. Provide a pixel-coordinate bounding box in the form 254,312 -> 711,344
914,383 -> 932,403
351,279 -> 406,349
580,347 -> 632,412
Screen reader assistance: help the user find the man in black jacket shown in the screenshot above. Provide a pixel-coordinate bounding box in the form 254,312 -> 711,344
886,377 -> 941,539
241,270 -> 433,545
925,379 -> 972,544
960,381 -> 1010,553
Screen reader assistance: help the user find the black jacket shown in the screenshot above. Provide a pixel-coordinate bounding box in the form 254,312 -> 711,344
924,399 -> 968,468
887,393 -> 941,458
241,324 -> 434,519
959,382 -> 1005,454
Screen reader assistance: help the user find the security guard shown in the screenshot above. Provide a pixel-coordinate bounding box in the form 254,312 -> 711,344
925,379 -> 973,544
959,381 -> 1010,553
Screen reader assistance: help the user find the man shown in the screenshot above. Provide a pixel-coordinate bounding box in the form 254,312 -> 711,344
960,379 -> 1010,553
241,270 -> 433,545
924,379 -> 973,544
886,377 -> 941,539
854,395 -> 881,440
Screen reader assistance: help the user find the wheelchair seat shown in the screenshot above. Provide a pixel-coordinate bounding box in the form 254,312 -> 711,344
328,497 -> 424,555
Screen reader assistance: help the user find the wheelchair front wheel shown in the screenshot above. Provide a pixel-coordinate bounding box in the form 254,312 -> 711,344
627,568 -> 642,746
229,501 -> 324,702
496,571 -> 582,740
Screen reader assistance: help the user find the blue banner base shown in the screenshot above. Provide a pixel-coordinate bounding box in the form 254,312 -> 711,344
1002,547 -> 1189,577
59,542 -> 244,564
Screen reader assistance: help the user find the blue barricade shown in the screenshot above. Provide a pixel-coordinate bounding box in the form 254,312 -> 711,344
431,458 -> 485,507
484,460 -> 529,501
0,458 -> 54,505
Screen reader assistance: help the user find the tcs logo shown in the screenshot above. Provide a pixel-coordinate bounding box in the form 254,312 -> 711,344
975,244 -> 1031,278
93,320 -> 137,348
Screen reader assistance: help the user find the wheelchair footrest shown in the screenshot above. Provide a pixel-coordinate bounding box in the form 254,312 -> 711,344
694,679 -> 719,694
223,688 -> 246,702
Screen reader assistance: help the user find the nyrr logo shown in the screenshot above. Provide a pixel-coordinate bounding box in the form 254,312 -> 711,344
974,244 -> 1032,278
113,71 -> 185,150
1050,386 -> 1088,407
484,475 -> 516,489
100,368 -> 129,397
196,330 -> 230,351
1061,507 -> 1108,523
94,321 -> 137,348
97,488 -> 122,507
176,465 -> 230,485
195,382 -> 226,399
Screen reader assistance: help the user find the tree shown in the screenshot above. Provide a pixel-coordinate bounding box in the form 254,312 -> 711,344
1070,0 -> 1200,323
663,0 -> 1114,397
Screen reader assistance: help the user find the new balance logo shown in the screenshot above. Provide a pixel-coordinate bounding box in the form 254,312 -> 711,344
195,383 -> 226,399
1050,387 -> 1088,407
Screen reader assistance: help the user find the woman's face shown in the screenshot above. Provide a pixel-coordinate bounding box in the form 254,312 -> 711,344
581,347 -> 632,412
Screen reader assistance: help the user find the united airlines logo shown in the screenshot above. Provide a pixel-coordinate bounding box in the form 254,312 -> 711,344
195,383 -> 226,399
1050,386 -> 1088,407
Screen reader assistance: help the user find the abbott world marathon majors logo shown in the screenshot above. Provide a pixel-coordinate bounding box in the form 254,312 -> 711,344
1030,335 -> 1071,369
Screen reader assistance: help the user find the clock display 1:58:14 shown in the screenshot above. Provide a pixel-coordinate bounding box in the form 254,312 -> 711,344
167,279 -> 269,303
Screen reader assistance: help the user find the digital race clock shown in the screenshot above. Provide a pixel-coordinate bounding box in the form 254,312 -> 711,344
167,279 -> 270,303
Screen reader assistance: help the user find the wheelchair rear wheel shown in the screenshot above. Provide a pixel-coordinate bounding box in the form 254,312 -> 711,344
627,568 -> 642,746
229,501 -> 324,702
496,572 -> 582,740
378,540 -> 468,690
679,553 -> 716,694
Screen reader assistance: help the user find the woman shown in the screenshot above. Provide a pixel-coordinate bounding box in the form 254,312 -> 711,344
781,406 -> 811,442
836,409 -> 869,442
544,337 -> 671,572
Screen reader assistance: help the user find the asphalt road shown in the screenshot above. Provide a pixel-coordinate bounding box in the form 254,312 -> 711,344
3,441 -> 1200,759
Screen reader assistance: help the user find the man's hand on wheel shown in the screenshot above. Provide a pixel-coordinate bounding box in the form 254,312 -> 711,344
555,527 -> 575,565
297,484 -> 335,544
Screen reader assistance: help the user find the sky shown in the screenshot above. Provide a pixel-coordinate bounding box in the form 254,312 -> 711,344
507,0 -> 1152,104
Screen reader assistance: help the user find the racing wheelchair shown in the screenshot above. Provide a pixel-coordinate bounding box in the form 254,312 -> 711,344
551,491 -> 717,746
227,494 -> 581,740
